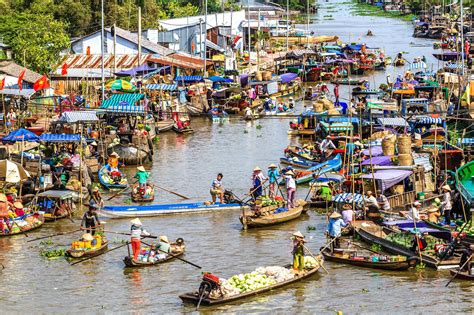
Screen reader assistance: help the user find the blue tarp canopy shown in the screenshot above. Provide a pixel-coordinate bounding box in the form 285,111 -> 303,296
2,128 -> 39,143
103,105 -> 146,114
101,94 -> 144,108
328,116 -> 359,124
279,73 -> 298,84
59,111 -> 99,123
142,66 -> 171,79
145,84 -> 178,91
174,75 -> 203,83
208,76 -> 233,83
39,134 -> 81,142
115,63 -> 158,77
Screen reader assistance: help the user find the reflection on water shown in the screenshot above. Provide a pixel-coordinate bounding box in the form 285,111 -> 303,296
1,1 -> 472,313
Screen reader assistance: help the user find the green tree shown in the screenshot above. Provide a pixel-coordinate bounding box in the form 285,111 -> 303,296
0,12 -> 70,73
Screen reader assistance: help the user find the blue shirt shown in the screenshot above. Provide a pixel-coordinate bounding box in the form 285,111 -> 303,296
268,169 -> 280,184
345,143 -> 356,156
327,218 -> 347,237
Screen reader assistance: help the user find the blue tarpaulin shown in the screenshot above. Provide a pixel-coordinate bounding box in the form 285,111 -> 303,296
208,76 -> 233,83
59,111 -> 99,123
101,94 -> 144,108
2,128 -> 39,143
39,134 -> 81,142
174,76 -> 203,83
279,73 -> 298,84
145,84 -> 178,91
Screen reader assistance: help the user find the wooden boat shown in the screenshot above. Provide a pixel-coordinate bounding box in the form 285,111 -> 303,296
279,156 -> 319,169
173,124 -> 194,134
107,144 -> 151,165
423,220 -> 474,246
295,154 -> 342,184
98,166 -> 128,189
264,109 -> 294,116
131,183 -> 155,202
101,202 -> 249,218
156,120 -> 174,132
123,239 -> 185,267
26,126 -> 45,136
66,237 -> 109,258
456,160 -> 474,208
353,221 -> 460,270
0,214 -> 44,237
351,87 -> 384,96
179,263 -> 322,306
331,78 -> 367,86
321,248 -> 412,270
449,269 -> 474,281
35,190 -> 78,222
186,104 -> 205,116
240,205 -> 303,228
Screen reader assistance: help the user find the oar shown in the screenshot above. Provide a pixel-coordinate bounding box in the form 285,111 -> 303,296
445,254 -> 473,287
154,185 -> 190,199
103,230 -> 158,239
70,241 -> 130,266
106,180 -> 136,201
141,241 -> 201,269
27,229 -> 82,242
302,244 -> 329,274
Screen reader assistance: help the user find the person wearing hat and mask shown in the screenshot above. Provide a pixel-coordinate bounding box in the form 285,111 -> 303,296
210,173 -> 225,204
292,231 -> 306,272
408,201 -> 422,221
440,185 -> 452,225
285,170 -> 297,208
251,167 -> 266,200
135,166 -> 150,195
327,211 -> 347,251
90,186 -> 103,209
267,164 -> 280,199
81,204 -> 101,235
130,218 -> 150,261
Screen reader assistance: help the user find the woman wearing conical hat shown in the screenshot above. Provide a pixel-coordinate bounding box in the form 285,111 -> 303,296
130,218 -> 150,261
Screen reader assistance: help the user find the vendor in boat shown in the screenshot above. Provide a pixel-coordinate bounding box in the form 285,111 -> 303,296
244,106 -> 253,120
53,163 -> 68,189
130,218 -> 150,261
459,245 -> 473,275
135,166 -> 150,195
333,83 -> 340,105
440,185 -> 452,226
366,30 -> 373,36
81,204 -> 101,235
313,182 -> 332,202
341,203 -> 354,225
90,186 -> 103,209
327,212 -> 347,251
319,137 -> 336,159
251,167 -> 266,200
106,152 -> 122,183
157,235 -> 171,258
285,170 -> 297,208
427,198 -> 441,224
408,201 -> 422,221
267,165 -> 279,199
0,193 -> 12,234
210,173 -> 225,204
376,190 -> 391,212
13,202 -> 25,217
288,97 -> 295,109
292,231 -> 306,273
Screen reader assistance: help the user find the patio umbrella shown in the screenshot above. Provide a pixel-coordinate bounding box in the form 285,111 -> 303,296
0,160 -> 30,183
105,79 -> 136,91
2,128 -> 40,143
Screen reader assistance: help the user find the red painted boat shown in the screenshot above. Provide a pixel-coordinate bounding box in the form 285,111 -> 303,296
27,126 -> 45,136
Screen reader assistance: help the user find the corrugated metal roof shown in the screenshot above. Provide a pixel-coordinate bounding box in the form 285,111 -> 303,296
145,84 -> 178,91
58,111 -> 99,123
39,133 -> 81,142
102,105 -> 146,114
377,117 -> 409,127
0,88 -> 36,98
100,93 -> 145,109
58,54 -> 151,70
412,152 -> 433,172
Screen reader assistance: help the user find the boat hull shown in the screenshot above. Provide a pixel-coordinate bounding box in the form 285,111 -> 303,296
321,248 -> 411,270
240,206 -> 303,228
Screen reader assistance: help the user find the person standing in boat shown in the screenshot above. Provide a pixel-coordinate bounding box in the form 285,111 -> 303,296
440,185 -> 452,225
251,167 -> 266,200
80,204 -> 101,235
106,152 -> 122,183
157,235 -> 171,259
267,164 -> 280,199
327,212 -> 347,251
319,137 -> 336,159
285,170 -> 297,208
292,231 -> 306,273
333,83 -> 340,106
135,166 -> 150,196
130,218 -> 150,261
90,186 -> 103,209
210,173 -> 225,204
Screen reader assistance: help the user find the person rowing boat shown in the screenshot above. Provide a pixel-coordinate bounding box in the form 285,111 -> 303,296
135,166 -> 150,197
130,218 -> 150,261
292,231 -> 306,274
80,204 -> 101,235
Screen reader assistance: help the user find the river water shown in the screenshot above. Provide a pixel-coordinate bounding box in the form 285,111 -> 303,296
1,1 -> 472,313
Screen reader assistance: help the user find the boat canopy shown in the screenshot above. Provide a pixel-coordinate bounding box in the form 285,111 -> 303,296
101,93 -> 145,109
333,193 -> 364,205
174,75 -> 203,83
39,134 -> 81,143
377,117 -> 409,128
361,170 -> 412,191
145,83 -> 178,91
58,111 -> 99,123
360,156 -> 392,166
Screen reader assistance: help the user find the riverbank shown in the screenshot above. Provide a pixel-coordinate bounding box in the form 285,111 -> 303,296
350,0 -> 416,22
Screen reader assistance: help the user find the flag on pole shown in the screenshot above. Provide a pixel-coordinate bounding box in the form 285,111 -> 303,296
61,63 -> 68,76
17,69 -> 25,91
0,77 -> 5,90
33,75 -> 50,91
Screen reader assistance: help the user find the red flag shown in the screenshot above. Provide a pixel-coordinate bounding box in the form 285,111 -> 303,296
17,69 -> 25,91
0,77 -> 5,90
33,75 -> 50,91
61,63 -> 68,76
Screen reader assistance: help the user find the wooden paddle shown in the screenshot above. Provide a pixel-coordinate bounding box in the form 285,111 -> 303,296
70,241 -> 130,266
445,254 -> 473,287
106,180 -> 136,201
141,241 -> 201,269
154,185 -> 189,199
103,230 -> 158,239
27,229 -> 82,242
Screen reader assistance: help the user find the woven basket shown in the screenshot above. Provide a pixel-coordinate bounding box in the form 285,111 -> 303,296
255,71 -> 263,81
382,135 -> 396,156
397,134 -> 412,154
398,153 -> 413,166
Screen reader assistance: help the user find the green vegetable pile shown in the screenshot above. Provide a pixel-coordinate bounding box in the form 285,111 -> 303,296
259,196 -> 284,207
227,272 -> 276,293
456,222 -> 474,236
386,233 -> 444,251
40,248 -> 66,259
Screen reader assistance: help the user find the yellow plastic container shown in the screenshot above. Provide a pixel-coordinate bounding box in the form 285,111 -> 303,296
94,236 -> 102,248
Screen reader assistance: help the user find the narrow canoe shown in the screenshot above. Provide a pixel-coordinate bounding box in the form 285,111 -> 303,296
295,154 -> 342,185
101,202 -> 249,218
123,242 -> 185,268
66,239 -> 109,258
449,269 -> 474,281
279,156 -> 319,169
0,214 -> 44,237
353,221 -> 460,270
179,263 -> 322,306
330,78 -> 367,85
131,183 -> 155,202
321,248 -> 413,270
173,125 -> 194,134
240,206 -> 303,228
98,166 -> 129,190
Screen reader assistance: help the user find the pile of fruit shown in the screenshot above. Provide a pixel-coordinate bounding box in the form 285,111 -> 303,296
456,222 -> 474,236
227,271 -> 277,293
259,196 -> 284,207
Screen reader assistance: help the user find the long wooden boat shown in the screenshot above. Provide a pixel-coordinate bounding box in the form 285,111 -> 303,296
449,269 -> 474,281
123,241 -> 185,268
264,109 -> 295,116
179,263 -> 322,306
101,202 -> 249,218
295,154 -> 342,185
353,221 -> 460,270
331,78 -> 367,85
66,238 -> 109,258
173,124 -> 194,134
107,144 -> 151,165
131,183 -> 155,202
422,220 -> 474,246
456,160 -> 474,208
35,190 -> 78,222
156,120 -> 174,132
321,248 -> 412,271
0,214 -> 44,237
240,205 -> 303,228
98,166 -> 129,190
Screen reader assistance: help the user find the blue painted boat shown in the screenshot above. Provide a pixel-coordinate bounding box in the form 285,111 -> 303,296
101,202 -> 249,218
279,156 -> 319,169
295,154 -> 342,184
98,166 -> 129,189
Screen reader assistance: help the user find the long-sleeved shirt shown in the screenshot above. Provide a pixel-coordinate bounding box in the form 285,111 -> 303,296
377,194 -> 391,211
441,192 -> 452,210
268,169 -> 280,184
320,139 -> 336,152
327,218 -> 347,237
135,171 -> 150,184
130,224 -> 150,239
364,195 -> 379,208
285,175 -> 296,190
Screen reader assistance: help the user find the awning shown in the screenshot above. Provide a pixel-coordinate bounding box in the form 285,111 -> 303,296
278,73 -> 298,84
145,84 -> 178,91
100,93 -> 144,109
142,66 -> 171,79
0,89 -> 36,98
174,75 -> 203,83
39,133 -> 81,142
415,116 -> 444,125
328,117 -> 359,124
115,63 -> 158,76
103,105 -> 146,114
410,61 -> 427,70
360,156 -> 393,166
208,76 -> 233,83
362,145 -> 384,157
320,121 -> 352,132
58,111 -> 99,123
361,170 -> 412,191
377,117 -> 409,127
37,190 -> 78,199
206,40 -> 224,52
333,193 -> 364,205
